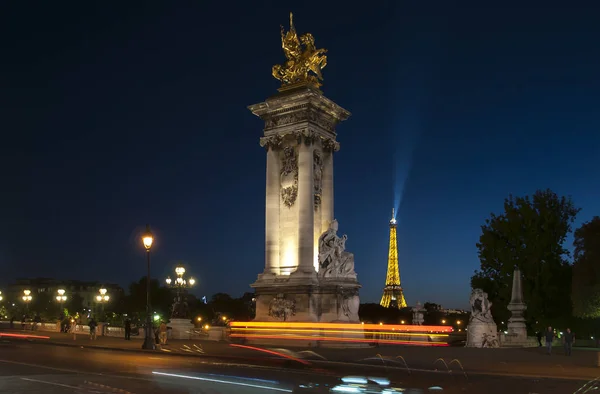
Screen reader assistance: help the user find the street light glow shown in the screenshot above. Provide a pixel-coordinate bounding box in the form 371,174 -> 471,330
166,277 -> 172,285
189,278 -> 196,286
142,224 -> 153,251
56,289 -> 67,302
22,289 -> 32,302
175,266 -> 185,276
96,288 -> 109,303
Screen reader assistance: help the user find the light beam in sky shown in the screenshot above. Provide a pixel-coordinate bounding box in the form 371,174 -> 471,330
392,110 -> 422,222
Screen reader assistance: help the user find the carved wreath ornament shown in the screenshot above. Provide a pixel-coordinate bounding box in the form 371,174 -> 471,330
268,294 -> 296,321
280,146 -> 298,207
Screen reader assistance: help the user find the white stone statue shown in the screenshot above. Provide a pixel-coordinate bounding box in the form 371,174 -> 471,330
318,220 -> 356,279
469,288 -> 495,324
412,301 -> 425,325
466,288 -> 499,348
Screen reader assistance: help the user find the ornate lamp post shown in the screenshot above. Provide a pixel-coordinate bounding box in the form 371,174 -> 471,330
141,224 -> 154,350
95,288 -> 109,318
165,265 -> 196,319
56,289 -> 67,303
22,289 -> 32,312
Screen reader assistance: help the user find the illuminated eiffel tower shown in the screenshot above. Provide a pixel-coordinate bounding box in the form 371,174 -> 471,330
380,208 -> 407,309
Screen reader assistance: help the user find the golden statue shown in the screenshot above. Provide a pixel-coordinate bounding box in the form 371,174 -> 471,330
272,13 -> 328,89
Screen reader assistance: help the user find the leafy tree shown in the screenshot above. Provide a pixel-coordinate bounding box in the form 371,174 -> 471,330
207,293 -> 253,323
423,302 -> 444,325
31,291 -> 61,320
572,216 -> 600,318
66,293 -> 84,316
472,189 -> 579,330
358,303 -> 412,324
125,277 -> 172,320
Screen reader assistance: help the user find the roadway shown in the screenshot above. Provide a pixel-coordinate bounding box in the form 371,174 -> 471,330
0,337 -> 597,393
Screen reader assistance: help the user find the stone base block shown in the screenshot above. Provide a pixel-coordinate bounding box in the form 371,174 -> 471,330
500,333 -> 538,347
251,275 -> 360,322
169,318 -> 194,340
466,321 -> 499,348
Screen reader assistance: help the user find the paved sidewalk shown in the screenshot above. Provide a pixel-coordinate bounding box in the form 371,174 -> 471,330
0,329 -> 235,357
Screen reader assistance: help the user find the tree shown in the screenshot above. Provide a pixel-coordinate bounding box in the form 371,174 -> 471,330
423,302 -> 444,325
66,293 -> 84,317
472,189 -> 579,329
572,216 -> 600,318
125,277 -> 172,320
207,293 -> 253,323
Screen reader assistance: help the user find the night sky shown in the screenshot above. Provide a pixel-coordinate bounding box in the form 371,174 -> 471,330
1,2 -> 599,308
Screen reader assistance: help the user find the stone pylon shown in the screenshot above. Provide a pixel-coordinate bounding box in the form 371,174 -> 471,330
507,267 -> 527,339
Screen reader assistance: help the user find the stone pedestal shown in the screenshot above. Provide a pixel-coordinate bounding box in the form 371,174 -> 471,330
466,321 -> 499,348
252,277 -> 360,323
169,318 -> 193,340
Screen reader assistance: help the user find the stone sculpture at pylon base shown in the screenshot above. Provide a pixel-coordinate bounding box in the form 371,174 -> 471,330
465,288 -> 499,348
318,219 -> 356,280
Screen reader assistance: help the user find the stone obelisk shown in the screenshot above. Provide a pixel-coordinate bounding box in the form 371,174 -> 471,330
506,267 -> 528,343
248,13 -> 360,323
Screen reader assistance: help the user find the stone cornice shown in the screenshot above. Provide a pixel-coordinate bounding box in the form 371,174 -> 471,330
248,87 -> 351,134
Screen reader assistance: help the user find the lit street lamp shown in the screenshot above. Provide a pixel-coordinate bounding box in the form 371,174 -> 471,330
0,290 -> 3,302
95,288 -> 109,318
165,265 -> 196,319
141,224 -> 154,350
56,289 -> 67,303
22,289 -> 32,312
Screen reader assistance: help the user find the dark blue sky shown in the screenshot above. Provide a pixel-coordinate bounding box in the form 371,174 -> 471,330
1,2 -> 598,308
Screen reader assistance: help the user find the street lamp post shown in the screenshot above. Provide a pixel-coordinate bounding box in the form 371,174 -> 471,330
165,265 -> 196,319
95,288 -> 109,319
142,224 -> 154,350
22,289 -> 32,313
56,289 -> 67,304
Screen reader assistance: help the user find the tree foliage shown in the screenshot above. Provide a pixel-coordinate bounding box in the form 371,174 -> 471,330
472,189 -> 579,329
572,216 -> 600,318
125,277 -> 173,319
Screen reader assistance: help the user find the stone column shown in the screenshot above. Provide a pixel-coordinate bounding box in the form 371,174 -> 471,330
321,146 -> 334,233
264,143 -> 280,275
296,133 -> 315,274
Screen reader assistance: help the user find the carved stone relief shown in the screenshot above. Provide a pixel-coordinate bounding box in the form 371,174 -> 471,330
322,138 -> 340,152
259,135 -> 283,151
336,287 -> 360,321
280,146 -> 298,207
313,151 -> 323,209
293,129 -> 316,146
264,106 -> 336,132
268,293 -> 296,321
